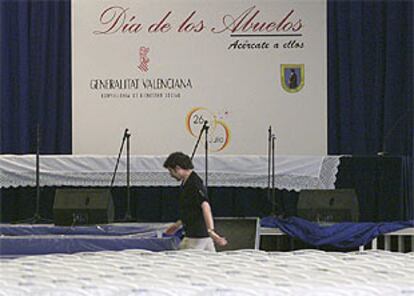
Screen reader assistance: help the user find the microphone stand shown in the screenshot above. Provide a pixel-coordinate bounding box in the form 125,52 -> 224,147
266,126 -> 279,217
271,134 -> 277,216
205,123 -> 209,192
110,128 -> 132,222
190,121 -> 208,160
34,124 -> 41,221
125,131 -> 132,221
267,126 -> 272,205
16,124 -> 52,224
190,121 -> 209,193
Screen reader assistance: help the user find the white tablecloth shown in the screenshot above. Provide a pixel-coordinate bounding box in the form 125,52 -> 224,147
0,154 -> 341,191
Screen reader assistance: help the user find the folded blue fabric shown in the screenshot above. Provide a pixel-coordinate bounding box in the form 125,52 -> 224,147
261,216 -> 414,249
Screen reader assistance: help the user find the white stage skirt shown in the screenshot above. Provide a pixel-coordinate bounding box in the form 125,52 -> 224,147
0,155 -> 341,191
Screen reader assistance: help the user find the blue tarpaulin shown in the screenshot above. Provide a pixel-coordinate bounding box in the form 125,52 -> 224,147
0,223 -> 180,256
261,216 -> 414,248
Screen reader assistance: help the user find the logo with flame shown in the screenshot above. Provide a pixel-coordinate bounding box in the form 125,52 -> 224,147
186,107 -> 231,152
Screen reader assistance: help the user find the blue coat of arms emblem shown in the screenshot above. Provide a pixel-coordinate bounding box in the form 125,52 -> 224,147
281,64 -> 304,93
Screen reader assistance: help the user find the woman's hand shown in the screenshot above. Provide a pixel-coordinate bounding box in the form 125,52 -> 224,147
208,230 -> 228,246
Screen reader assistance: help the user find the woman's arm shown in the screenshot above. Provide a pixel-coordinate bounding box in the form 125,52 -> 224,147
201,201 -> 228,246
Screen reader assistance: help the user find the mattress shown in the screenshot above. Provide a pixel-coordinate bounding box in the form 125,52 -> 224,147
1,249 -> 413,295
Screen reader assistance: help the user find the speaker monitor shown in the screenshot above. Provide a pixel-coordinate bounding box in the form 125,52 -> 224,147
213,217 -> 260,251
297,189 -> 359,223
53,189 -> 114,226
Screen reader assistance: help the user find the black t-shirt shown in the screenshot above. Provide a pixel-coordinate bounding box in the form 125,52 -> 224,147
179,171 -> 209,238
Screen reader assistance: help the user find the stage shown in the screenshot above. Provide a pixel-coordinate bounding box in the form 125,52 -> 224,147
1,154 -> 411,223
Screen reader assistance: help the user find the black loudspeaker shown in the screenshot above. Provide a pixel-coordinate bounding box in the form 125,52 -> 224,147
297,189 -> 359,223
53,189 -> 114,226
214,217 -> 260,251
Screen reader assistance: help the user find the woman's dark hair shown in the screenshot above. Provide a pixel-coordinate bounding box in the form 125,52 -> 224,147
163,152 -> 194,170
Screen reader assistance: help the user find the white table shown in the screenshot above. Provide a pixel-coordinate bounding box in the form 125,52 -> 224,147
371,227 -> 414,252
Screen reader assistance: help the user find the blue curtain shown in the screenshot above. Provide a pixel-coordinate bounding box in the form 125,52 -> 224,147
328,0 -> 413,219
0,0 -> 71,154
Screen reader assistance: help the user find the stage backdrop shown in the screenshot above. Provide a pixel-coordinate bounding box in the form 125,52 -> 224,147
72,0 -> 327,155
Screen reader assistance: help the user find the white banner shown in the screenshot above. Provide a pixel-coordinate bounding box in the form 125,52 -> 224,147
72,0 -> 327,155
